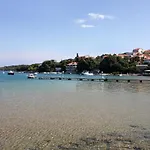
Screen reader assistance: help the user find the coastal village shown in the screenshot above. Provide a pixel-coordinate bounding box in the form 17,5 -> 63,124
1,48 -> 150,75
65,48 -> 150,74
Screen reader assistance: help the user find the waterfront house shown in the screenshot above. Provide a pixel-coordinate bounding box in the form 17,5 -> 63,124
66,62 -> 77,74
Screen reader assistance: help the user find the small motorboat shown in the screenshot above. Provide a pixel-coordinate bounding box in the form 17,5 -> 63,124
8,71 -> 14,75
27,74 -> 36,79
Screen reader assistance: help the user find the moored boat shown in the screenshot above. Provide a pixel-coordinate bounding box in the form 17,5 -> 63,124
27,74 -> 36,79
82,71 -> 94,76
8,71 -> 14,75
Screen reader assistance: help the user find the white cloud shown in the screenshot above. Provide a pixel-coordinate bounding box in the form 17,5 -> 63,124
88,13 -> 105,20
81,24 -> 95,28
88,13 -> 114,20
74,13 -> 115,28
75,19 -> 86,24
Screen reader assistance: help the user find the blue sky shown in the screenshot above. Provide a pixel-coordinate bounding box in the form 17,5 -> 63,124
0,0 -> 150,66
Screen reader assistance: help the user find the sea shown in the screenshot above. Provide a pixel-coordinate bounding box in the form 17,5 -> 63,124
0,71 -> 150,150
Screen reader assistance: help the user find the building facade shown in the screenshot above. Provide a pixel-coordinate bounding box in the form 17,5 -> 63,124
133,48 -> 144,56
66,62 -> 77,74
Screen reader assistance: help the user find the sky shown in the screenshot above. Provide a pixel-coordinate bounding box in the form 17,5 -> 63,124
0,0 -> 150,66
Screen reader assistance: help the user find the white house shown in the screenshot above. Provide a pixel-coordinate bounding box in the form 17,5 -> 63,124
133,48 -> 144,56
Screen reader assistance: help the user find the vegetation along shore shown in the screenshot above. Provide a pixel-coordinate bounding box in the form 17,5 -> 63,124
1,48 -> 150,75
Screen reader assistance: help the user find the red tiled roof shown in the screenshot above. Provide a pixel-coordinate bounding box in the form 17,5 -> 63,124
67,62 -> 77,66
144,50 -> 150,54
118,54 -> 129,57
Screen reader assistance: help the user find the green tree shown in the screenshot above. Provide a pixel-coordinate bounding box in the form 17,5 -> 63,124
38,60 -> 57,72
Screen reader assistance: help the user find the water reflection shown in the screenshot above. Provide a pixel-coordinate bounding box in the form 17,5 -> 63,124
75,81 -> 150,94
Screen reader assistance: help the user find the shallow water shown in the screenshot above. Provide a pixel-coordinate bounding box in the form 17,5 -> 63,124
0,73 -> 150,149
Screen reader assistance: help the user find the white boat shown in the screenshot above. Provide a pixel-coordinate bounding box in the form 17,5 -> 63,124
82,71 -> 94,76
34,72 -> 38,75
8,71 -> 14,75
27,74 -> 36,79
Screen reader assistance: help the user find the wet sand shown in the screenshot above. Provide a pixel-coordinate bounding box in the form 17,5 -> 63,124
0,82 -> 150,149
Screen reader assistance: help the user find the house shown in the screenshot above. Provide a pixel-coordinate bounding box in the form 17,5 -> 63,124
144,54 -> 150,59
133,48 -> 144,56
66,62 -> 77,74
117,53 -> 131,58
124,52 -> 133,56
144,49 -> 150,54
137,54 -> 144,59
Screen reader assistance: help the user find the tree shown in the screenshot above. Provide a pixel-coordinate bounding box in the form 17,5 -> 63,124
77,58 -> 89,72
77,57 -> 97,73
28,64 -> 39,72
38,60 -> 57,72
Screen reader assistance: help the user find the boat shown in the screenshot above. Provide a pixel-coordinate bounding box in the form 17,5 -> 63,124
27,74 -> 36,79
82,71 -> 94,76
34,72 -> 38,75
8,71 -> 14,75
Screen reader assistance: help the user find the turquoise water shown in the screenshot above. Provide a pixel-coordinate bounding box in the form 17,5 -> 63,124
0,72 -> 150,149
